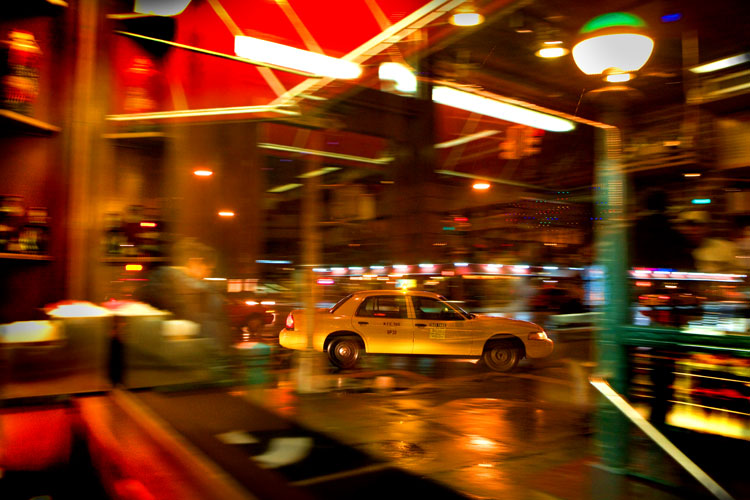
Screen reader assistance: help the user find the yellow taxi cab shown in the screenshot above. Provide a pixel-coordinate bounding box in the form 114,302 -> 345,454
279,290 -> 553,372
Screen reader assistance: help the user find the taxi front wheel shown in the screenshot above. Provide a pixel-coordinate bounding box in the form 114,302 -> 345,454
482,342 -> 521,372
327,336 -> 362,369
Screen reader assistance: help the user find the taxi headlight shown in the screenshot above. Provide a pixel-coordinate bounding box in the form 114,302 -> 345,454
528,330 -> 548,340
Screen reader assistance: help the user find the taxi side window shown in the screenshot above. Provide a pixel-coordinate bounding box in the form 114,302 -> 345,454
413,297 -> 463,321
357,296 -> 407,319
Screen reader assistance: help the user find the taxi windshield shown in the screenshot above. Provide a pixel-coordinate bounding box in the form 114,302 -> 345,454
442,297 -> 472,318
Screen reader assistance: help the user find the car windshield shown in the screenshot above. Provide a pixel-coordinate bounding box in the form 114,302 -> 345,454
329,293 -> 353,313
441,297 -> 472,318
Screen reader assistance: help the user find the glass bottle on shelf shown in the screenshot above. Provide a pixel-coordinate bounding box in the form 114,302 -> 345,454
103,212 -> 126,256
0,194 -> 25,252
18,206 -> 49,254
123,204 -> 144,256
1,29 -> 42,115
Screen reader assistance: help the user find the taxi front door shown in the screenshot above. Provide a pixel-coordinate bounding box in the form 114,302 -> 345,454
410,296 -> 473,356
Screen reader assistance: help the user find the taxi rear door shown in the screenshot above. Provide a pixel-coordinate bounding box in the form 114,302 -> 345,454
352,295 -> 413,354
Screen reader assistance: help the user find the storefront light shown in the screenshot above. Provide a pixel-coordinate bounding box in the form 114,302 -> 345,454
572,13 -> 654,82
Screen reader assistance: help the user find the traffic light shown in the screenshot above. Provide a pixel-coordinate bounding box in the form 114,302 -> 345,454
522,128 -> 544,156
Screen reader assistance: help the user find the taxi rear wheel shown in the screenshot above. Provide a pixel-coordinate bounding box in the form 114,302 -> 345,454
328,336 -> 362,369
482,342 -> 521,372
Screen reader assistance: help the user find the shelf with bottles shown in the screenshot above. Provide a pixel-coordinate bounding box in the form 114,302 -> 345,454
102,130 -> 168,149
0,252 -> 52,261
0,197 -> 51,258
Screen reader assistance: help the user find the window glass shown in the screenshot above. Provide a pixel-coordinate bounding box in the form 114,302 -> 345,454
412,296 -> 464,321
356,295 -> 407,318
330,293 -> 353,313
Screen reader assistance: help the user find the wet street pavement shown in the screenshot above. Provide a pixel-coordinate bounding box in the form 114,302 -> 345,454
221,328 -> 694,500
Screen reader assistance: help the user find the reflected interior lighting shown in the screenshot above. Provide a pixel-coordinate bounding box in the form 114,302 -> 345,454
450,13 -> 484,26
313,268 -> 329,272
297,166 -> 341,178
218,211 -> 235,217
245,300 -> 259,306
690,52 -> 750,74
573,33 -> 653,75
536,46 -> 569,58
134,0 -> 190,16
454,262 -> 469,267
661,13 -> 682,23
605,72 -> 632,82
486,264 -> 501,272
434,130 -> 500,149
379,62 -> 417,93
370,265 -> 385,270
258,143 -> 393,165
684,172 -> 701,178
419,263 -> 435,269
635,281 -> 652,287
393,265 -> 409,271
317,278 -> 335,285
139,221 -> 156,228
691,198 -> 711,205
261,301 -> 275,306
125,264 -> 143,271
267,183 -> 303,193
193,169 -> 213,177
256,259 -> 292,264
106,104 -> 299,122
543,266 -> 559,270
349,266 -> 364,272
204,277 -> 226,281
473,182 -> 491,190
234,36 -> 362,79
432,86 -> 575,132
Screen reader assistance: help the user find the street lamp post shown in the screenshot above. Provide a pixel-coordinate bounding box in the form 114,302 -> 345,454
571,11 -> 655,493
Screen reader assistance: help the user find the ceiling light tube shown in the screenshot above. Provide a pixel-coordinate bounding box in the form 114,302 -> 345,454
235,36 -> 362,79
258,143 -> 393,165
435,130 -> 501,149
267,183 -> 303,193
297,166 -> 341,178
690,52 -> 750,74
107,105 -> 299,121
432,86 -> 575,132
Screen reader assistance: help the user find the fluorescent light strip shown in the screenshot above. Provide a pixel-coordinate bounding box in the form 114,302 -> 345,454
435,169 -> 545,190
267,183 -> 303,193
432,86 -> 575,132
258,143 -> 393,165
106,105 -> 299,122
297,166 -> 341,178
271,0 -> 463,105
690,52 -> 750,74
435,130 -> 501,149
234,36 -> 362,79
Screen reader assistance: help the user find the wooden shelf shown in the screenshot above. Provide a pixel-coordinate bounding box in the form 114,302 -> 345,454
0,252 -> 53,261
103,131 -> 168,149
101,256 -> 168,263
0,109 -> 60,135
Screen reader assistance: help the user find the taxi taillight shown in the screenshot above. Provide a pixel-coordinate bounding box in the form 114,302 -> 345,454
285,313 -> 295,330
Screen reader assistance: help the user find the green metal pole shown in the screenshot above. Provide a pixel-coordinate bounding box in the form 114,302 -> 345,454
593,121 -> 630,473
